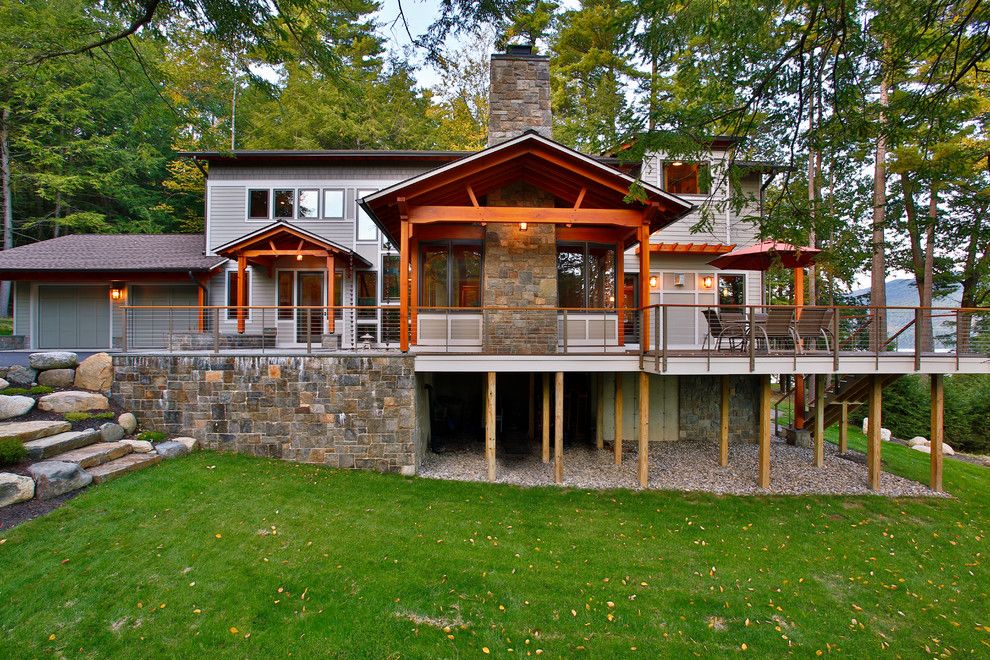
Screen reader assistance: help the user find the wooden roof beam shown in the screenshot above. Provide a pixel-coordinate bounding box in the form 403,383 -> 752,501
408,205 -> 643,227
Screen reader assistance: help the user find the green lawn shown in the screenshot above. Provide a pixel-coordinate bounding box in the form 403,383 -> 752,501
1,431 -> 988,657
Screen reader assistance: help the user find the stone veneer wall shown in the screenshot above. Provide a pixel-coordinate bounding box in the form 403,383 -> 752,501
488,53 -> 552,145
678,375 -> 760,444
111,355 -> 420,472
483,182 -> 558,354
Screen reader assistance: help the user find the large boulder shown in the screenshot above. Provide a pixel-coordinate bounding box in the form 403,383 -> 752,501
912,444 -> 932,454
880,428 -> 893,442
6,365 -> 37,386
29,351 -> 78,370
0,473 -> 35,507
155,440 -> 191,459
907,436 -> 929,447
99,422 -> 125,443
118,412 -> 137,435
911,441 -> 955,456
37,368 -> 76,388
172,437 -> 200,452
73,353 -> 113,391
862,417 -> 869,435
0,395 -> 35,420
37,391 -> 109,414
0,377 -> 8,390
120,439 -> 153,453
28,461 -> 92,499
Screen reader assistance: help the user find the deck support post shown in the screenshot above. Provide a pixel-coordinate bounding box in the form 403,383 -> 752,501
236,254 -> 247,334
639,223 -> 651,350
541,373 -> 550,463
839,402 -> 849,454
758,374 -> 771,488
638,371 -> 649,488
719,375 -> 729,467
554,372 -> 564,483
930,374 -> 944,492
486,372 -> 496,482
596,375 -> 604,449
814,374 -> 825,467
867,376 -> 883,490
614,373 -> 623,464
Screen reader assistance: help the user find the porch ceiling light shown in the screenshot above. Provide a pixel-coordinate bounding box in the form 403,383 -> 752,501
519,222 -> 528,231
649,275 -> 658,289
296,253 -> 303,261
671,160 -> 684,166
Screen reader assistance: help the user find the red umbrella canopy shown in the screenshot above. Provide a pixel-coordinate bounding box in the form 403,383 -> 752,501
707,240 -> 821,271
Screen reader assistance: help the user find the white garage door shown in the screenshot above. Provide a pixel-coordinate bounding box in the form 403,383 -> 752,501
37,285 -> 111,349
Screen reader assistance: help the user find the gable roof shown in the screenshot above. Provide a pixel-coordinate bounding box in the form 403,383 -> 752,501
361,132 -> 695,247
0,234 -> 226,277
212,221 -> 372,267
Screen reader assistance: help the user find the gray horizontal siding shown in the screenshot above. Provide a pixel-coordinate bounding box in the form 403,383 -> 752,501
14,281 -> 30,336
209,164 -> 432,181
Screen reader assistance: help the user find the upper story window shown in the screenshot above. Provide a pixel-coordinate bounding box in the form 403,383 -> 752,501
421,241 -> 482,308
248,190 -> 270,219
274,189 -> 295,218
718,274 -> 746,307
356,190 -> 378,241
663,162 -> 709,195
297,190 -> 319,219
557,243 -> 616,309
323,189 -> 344,219
382,255 -> 400,303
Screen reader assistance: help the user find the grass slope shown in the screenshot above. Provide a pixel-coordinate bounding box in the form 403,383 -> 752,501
0,428 -> 988,657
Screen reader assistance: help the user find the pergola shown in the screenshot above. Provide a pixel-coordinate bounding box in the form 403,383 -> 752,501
213,222 -> 369,334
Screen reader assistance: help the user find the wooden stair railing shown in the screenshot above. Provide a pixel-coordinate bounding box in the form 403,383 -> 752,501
802,373 -> 904,431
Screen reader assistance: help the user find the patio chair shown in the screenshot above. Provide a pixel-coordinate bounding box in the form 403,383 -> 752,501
794,307 -> 834,352
701,309 -> 747,351
755,307 -> 797,351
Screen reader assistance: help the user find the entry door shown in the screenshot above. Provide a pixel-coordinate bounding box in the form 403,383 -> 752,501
623,274 -> 639,344
295,272 -> 324,343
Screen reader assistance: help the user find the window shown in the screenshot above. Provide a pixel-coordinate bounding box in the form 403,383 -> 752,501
277,271 -> 294,319
663,162 -> 709,195
226,270 -> 251,320
333,271 -> 343,319
297,190 -> 319,219
274,189 -> 294,218
356,190 -> 377,241
356,270 -> 377,319
248,190 -> 270,219
718,274 -> 745,308
382,255 -> 401,303
323,189 -> 344,219
420,242 -> 482,308
557,243 -> 616,309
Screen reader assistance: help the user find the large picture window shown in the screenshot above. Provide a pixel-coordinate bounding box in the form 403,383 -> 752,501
356,190 -> 378,241
718,274 -> 746,308
226,270 -> 251,320
382,255 -> 401,303
557,243 -> 616,309
248,190 -> 270,219
297,190 -> 319,219
421,242 -> 482,308
356,270 -> 377,319
323,189 -> 344,219
274,189 -> 295,218
663,162 -> 709,195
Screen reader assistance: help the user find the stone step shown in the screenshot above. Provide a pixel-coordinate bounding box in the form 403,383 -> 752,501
23,428 -> 101,460
0,420 -> 72,445
51,441 -> 132,469
87,452 -> 162,484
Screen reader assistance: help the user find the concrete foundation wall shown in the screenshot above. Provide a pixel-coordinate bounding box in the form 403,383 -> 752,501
111,354 -> 420,473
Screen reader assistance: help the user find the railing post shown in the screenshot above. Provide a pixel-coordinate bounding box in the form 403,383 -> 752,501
956,310 -> 961,370
875,306 -> 881,370
832,307 -> 840,372
562,309 -> 568,354
446,307 -> 450,354
653,304 -> 660,371
121,307 -> 128,353
638,308 -> 645,370
306,307 -> 312,354
748,305 -> 756,372
661,305 -> 668,373
914,307 -> 923,371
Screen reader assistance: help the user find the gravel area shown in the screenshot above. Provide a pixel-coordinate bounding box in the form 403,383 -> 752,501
420,438 -> 947,497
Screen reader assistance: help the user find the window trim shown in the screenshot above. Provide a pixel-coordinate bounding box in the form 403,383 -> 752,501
247,189 -> 271,220
296,189 -> 320,220
556,241 -> 617,310
224,268 -> 253,321
418,240 -> 484,309
322,188 -> 345,220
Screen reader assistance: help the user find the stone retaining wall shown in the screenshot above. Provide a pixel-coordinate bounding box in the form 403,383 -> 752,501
111,355 -> 420,473
678,375 -> 760,444
0,335 -> 26,350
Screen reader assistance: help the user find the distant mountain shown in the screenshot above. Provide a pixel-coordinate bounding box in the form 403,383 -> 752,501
850,278 -> 963,351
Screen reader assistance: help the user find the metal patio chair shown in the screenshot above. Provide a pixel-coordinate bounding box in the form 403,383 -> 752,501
701,309 -> 747,351
794,307 -> 834,352
755,307 -> 797,352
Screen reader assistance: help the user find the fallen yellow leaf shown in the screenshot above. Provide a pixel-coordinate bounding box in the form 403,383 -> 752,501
230,627 -> 239,635
483,647 -> 490,654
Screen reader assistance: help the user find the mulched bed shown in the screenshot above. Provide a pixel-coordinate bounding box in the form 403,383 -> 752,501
0,490 -> 81,531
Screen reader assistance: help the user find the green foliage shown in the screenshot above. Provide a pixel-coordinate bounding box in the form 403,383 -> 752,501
0,437 -> 26,465
0,317 -> 11,336
64,411 -> 115,422
137,431 -> 167,443
2,385 -> 54,396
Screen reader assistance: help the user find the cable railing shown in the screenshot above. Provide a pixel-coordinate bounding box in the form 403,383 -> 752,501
117,303 -> 990,364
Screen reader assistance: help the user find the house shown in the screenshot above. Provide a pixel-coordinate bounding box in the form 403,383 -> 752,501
0,45 -> 983,492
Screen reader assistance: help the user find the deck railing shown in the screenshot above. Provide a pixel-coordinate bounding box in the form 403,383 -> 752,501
118,303 -> 990,366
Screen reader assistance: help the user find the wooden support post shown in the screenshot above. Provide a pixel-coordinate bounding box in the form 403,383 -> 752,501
638,371 -> 649,488
758,374 -> 771,488
528,373 -> 535,441
486,372 -> 496,482
596,374 -> 604,449
236,254 -> 247,334
814,374 -> 825,467
614,373 -> 623,464
930,374 -> 944,492
196,281 -> 206,333
542,373 -> 550,464
719,375 -> 729,467
616,242 -> 625,346
867,376 -> 883,491
399,217 -> 410,352
326,253 -> 335,334
554,372 -> 564,483
839,402 -> 849,454
639,225 -> 651,350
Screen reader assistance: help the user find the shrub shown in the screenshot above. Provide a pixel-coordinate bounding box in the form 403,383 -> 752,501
137,431 -> 167,443
64,411 -> 115,422
0,438 -> 27,466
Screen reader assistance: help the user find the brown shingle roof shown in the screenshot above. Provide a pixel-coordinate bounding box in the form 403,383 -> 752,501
0,234 -> 226,274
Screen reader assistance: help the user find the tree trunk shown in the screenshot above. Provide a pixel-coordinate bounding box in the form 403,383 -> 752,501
870,76 -> 889,351
0,106 -> 12,317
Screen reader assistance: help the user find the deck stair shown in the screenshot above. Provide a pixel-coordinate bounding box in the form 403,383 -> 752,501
88,453 -> 163,484
51,442 -> 132,469
23,428 -> 102,460
803,373 -> 903,430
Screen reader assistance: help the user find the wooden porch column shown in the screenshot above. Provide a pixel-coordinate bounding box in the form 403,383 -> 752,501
639,224 -> 651,350
867,376 -> 883,490
326,253 -> 335,334
719,375 -> 729,467
399,215 -> 410,352
542,373 -> 550,463
930,374 -> 944,492
839,402 -> 849,453
596,375 -> 604,449
410,237 -> 419,345
486,371 -> 496,482
616,241 -> 625,346
196,278 -> 206,333
236,254 -> 247,334
614,373 -> 623,464
638,371 -> 649,488
814,374 -> 825,467
758,374 -> 771,488
554,372 -> 564,483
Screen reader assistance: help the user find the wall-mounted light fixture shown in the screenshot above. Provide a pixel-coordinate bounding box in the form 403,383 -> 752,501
519,222 -> 528,231
673,273 -> 686,287
649,275 -> 658,289
671,160 -> 684,167
110,281 -> 125,301
702,275 -> 714,289
296,253 -> 303,261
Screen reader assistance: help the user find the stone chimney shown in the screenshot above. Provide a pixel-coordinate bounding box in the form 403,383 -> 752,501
488,44 -> 552,146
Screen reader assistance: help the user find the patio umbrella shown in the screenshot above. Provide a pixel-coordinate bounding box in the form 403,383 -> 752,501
707,240 -> 821,272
